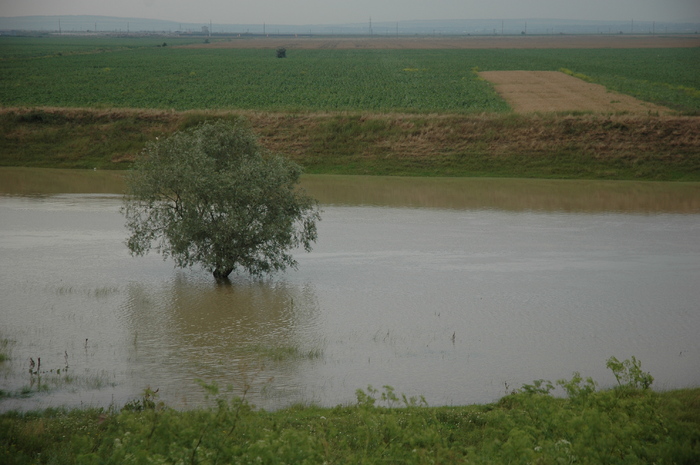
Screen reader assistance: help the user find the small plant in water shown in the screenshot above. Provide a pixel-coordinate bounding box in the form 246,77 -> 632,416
355,385 -> 428,408
7,351 -> 114,398
246,343 -> 323,362
0,338 -> 12,363
122,386 -> 163,411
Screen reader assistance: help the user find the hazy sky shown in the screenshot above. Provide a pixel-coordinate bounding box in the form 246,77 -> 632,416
2,0 -> 699,25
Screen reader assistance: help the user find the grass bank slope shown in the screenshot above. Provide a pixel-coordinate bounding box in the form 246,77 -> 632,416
1,385 -> 699,464
2,107 -> 699,181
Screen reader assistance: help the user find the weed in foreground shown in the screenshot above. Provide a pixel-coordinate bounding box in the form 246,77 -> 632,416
606,355 -> 654,390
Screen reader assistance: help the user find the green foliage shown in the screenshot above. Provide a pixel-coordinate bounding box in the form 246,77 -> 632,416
2,376 -> 700,465
0,108 -> 173,169
0,407 -> 110,464
121,387 -> 164,412
122,119 -> 321,279
1,37 -> 698,113
0,338 -> 11,363
606,355 -> 654,390
0,45 -> 508,113
245,343 -> 323,362
2,109 -> 699,180
557,371 -> 597,402
518,379 -> 555,395
356,385 -> 429,408
559,67 -> 594,82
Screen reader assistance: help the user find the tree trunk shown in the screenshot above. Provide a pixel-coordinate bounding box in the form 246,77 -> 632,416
213,268 -> 233,281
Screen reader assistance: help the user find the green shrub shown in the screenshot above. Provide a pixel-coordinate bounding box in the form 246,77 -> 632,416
606,355 -> 654,390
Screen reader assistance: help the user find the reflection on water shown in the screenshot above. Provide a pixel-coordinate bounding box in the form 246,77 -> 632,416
302,175 -> 700,213
121,274 -> 323,407
1,168 -> 699,411
0,167 -> 126,195
1,167 -> 699,213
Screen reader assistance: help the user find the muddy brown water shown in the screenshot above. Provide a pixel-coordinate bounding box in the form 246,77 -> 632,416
1,168 -> 699,411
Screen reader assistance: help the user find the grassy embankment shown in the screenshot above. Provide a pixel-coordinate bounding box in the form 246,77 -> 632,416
2,107 -> 700,181
1,374 -> 699,464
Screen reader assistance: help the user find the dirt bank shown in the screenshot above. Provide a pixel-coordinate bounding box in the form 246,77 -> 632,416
1,107 -> 699,181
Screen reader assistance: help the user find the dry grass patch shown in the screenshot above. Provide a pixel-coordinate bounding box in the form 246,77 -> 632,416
2,107 -> 699,180
479,71 -> 673,115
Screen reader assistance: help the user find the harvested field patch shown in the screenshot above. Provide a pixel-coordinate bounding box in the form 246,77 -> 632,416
479,70 -> 673,114
181,35 -> 700,50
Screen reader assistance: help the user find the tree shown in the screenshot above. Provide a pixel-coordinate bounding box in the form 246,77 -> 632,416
122,120 -> 320,280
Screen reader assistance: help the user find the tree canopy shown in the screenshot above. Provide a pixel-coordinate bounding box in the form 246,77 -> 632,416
122,119 -> 320,280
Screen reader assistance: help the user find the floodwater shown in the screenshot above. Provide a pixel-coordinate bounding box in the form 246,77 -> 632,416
1,167 -> 699,411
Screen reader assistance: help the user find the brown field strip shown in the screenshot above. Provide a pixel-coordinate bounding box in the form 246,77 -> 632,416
180,34 -> 700,50
479,71 -> 673,114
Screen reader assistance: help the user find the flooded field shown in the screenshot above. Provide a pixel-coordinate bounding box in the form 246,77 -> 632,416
1,168 -> 699,411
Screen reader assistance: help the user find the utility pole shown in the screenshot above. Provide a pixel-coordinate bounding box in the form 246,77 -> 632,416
58,19 -> 61,34
369,17 -> 372,36
501,19 -> 504,35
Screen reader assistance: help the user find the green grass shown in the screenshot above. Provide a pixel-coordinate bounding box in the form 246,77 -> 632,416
1,380 -> 698,464
1,36 -> 699,113
0,36 -> 205,60
0,338 -> 11,363
0,46 -> 506,112
0,108 -> 179,169
2,109 -> 699,180
1,358 -> 698,464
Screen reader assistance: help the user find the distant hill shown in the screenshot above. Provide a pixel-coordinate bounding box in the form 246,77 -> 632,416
0,15 -> 698,36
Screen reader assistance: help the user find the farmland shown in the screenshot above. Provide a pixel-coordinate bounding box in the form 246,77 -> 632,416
1,35 -> 699,180
1,36 -> 699,113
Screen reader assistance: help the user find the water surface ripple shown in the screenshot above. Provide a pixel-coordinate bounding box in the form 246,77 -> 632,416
1,169 -> 699,411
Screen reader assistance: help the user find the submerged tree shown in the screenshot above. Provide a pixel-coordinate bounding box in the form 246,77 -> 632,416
122,119 -> 320,280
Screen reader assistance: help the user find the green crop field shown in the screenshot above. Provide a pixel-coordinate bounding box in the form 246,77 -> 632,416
1,36 -> 699,113
0,36 -> 202,59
